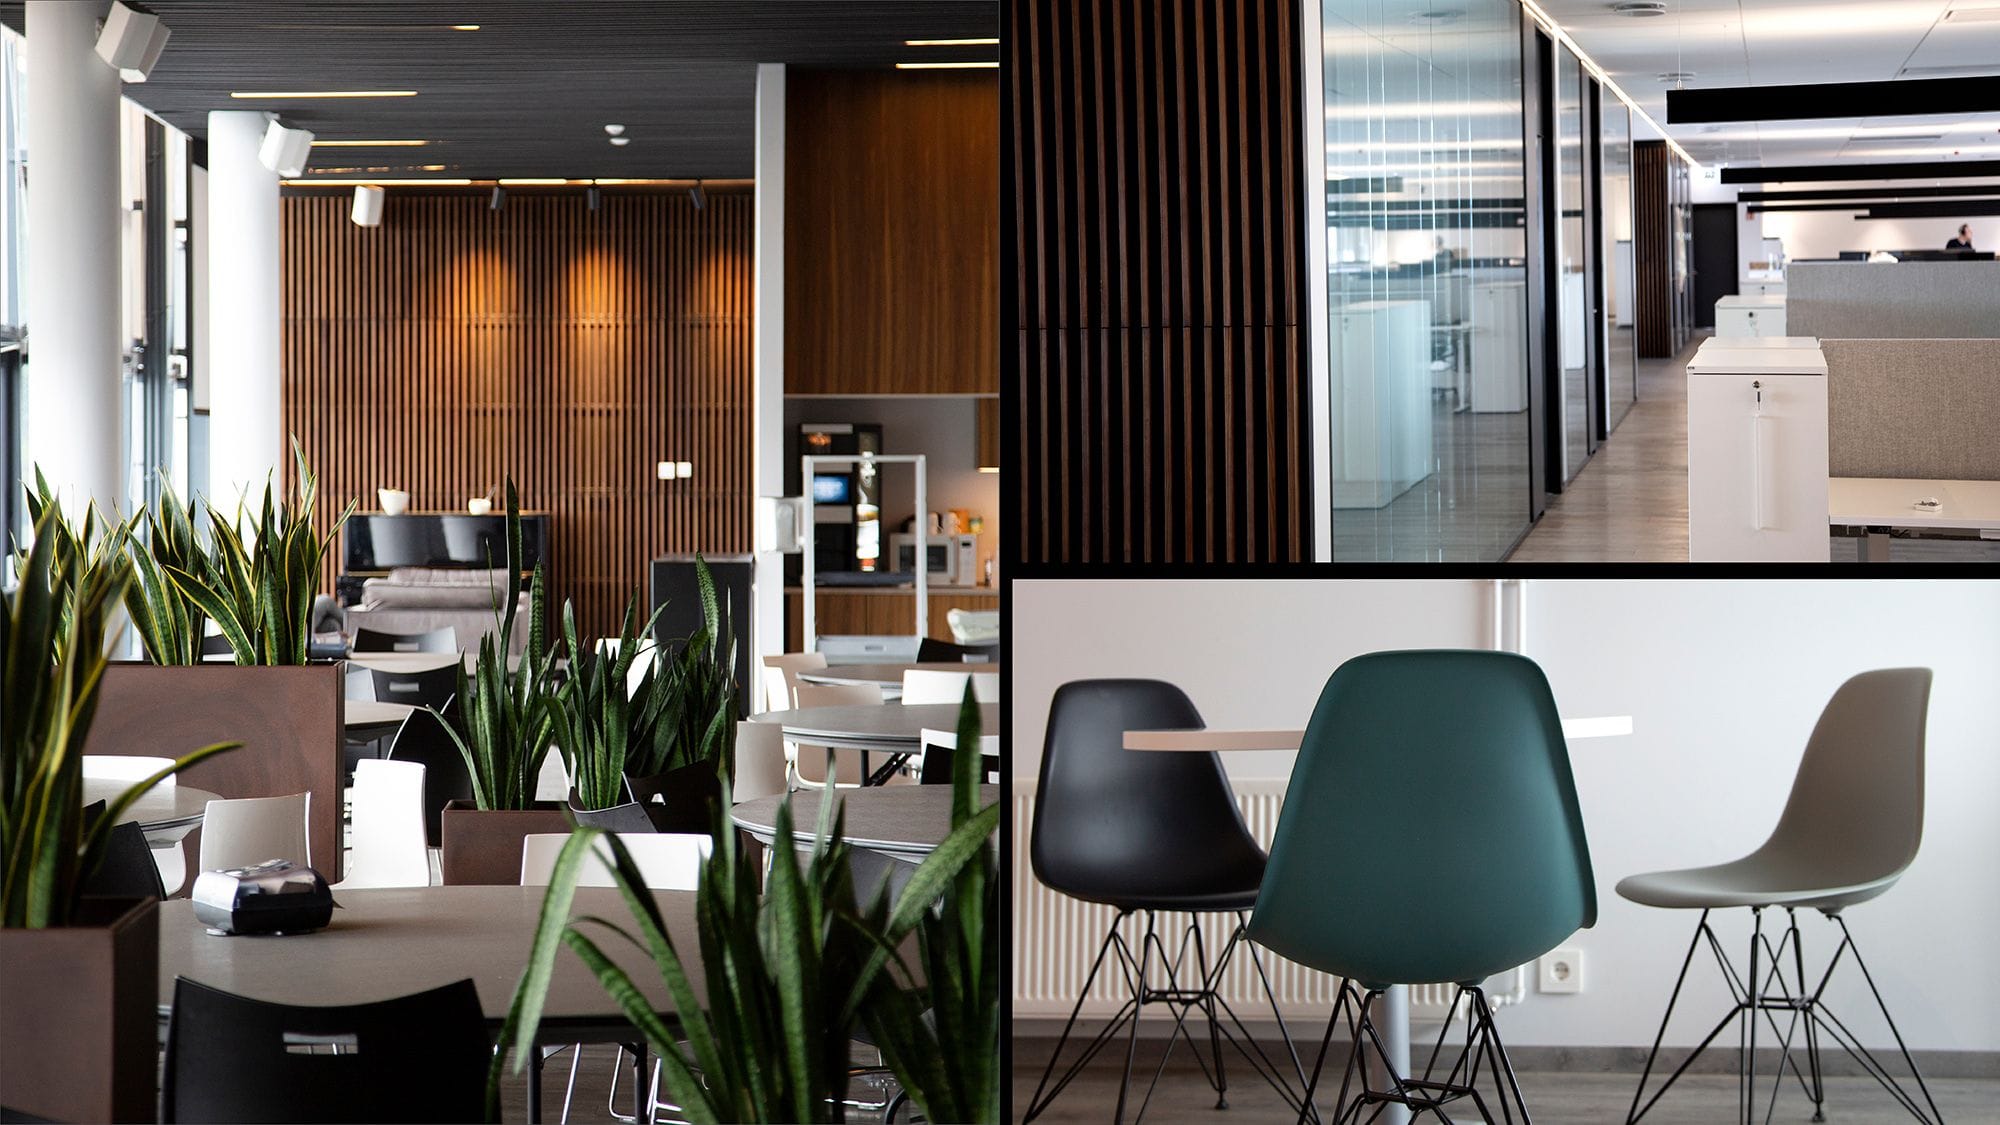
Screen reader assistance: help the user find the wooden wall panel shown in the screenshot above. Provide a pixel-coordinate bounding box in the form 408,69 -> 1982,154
785,69 -> 999,396
1634,140 -> 1672,358
281,191 -> 754,637
1009,0 -> 1310,564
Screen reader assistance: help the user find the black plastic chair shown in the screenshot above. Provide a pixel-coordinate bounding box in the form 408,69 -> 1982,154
80,819 -> 167,902
162,977 -> 489,1123
352,625 -> 459,654
385,706 -> 475,847
915,638 -> 1000,664
1023,679 -> 1309,1124
199,632 -> 235,658
369,665 -> 460,712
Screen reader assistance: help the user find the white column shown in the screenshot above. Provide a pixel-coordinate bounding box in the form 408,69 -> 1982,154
204,109 -> 283,510
749,62 -> 787,695
24,0 -> 123,516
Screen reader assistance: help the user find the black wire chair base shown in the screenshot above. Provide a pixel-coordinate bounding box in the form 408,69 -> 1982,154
1021,909 -> 1319,1125
1296,985 -> 1532,1125
1627,907 -> 1945,1125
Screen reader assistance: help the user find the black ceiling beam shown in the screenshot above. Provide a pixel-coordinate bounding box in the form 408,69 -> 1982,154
1721,160 -> 2000,184
1668,76 -> 2000,124
1741,184 -> 2000,202
1863,198 -> 2000,219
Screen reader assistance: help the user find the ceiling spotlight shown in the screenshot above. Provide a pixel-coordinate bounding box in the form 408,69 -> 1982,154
604,124 -> 626,136
489,185 -> 506,211
351,185 -> 385,227
1611,1 -> 1669,14
688,182 -> 706,211
258,119 -> 315,177
609,136 -> 630,147
96,1 -> 171,83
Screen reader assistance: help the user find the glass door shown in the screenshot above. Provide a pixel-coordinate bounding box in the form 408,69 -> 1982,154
1551,44 -> 1591,486
1599,95 -> 1637,432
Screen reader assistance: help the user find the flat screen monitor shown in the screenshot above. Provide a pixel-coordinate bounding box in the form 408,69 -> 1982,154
812,473 -> 852,505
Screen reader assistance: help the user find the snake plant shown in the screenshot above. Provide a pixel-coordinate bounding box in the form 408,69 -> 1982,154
625,554 -> 737,783
492,686 -> 1001,1122
123,476 -> 211,666
547,594 -> 667,811
1,505 -> 239,928
437,480 -> 560,810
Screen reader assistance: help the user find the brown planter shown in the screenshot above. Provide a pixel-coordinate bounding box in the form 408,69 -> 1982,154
628,760 -> 725,835
438,801 -> 572,885
0,897 -> 160,1123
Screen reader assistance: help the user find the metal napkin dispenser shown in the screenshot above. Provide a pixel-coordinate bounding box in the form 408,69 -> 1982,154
191,859 -> 336,935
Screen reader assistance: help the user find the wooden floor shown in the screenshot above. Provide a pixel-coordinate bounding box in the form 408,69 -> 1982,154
1010,1054 -> 2000,1124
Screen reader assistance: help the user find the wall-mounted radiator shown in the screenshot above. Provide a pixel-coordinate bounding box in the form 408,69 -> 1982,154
1011,778 -> 1525,1022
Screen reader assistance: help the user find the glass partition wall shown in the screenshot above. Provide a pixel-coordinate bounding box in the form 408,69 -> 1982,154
1551,46 -> 1591,486
1320,0 -> 1531,561
1599,92 -> 1636,432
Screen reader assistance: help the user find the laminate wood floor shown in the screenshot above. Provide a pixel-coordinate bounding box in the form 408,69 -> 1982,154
1010,1058 -> 2000,1124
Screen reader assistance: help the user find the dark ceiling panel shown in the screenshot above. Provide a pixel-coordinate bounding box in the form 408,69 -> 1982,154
1864,199 -> 2000,219
0,1 -> 998,179
1667,76 -> 2000,124
1721,160 -> 2000,184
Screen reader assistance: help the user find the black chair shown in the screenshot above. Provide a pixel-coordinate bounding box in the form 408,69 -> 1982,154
162,977 -> 489,1123
385,706 -> 475,847
352,625 -> 458,654
81,819 -> 167,901
199,632 -> 235,658
369,665 -> 459,712
1023,679 -> 1308,1124
915,638 -> 1000,664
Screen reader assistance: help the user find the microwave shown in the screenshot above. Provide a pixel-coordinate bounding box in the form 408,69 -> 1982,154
890,533 -> 979,585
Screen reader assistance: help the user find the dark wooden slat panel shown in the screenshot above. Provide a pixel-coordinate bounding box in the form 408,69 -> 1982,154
281,190 -> 753,637
1008,0 -> 1307,564
783,69 -> 999,396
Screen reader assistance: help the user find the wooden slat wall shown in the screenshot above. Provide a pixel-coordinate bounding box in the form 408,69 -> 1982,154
784,69 -> 1000,396
281,190 -> 754,637
1009,0 -> 1310,564
1633,140 -> 1673,358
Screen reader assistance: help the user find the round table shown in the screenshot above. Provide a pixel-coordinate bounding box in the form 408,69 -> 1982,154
750,702 -> 1001,786
796,661 -> 1004,700
81,778 -> 219,844
731,784 -> 1000,860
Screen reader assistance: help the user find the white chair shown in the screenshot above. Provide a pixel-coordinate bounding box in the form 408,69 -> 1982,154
900,668 -> 1000,706
198,793 -> 312,873
519,832 -> 712,889
946,607 -> 1000,645
761,652 -> 828,712
336,761 -> 430,889
82,756 -> 187,894
790,684 -> 882,790
733,720 -> 790,804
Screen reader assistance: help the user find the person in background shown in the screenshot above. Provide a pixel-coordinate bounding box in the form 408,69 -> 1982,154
1946,224 -> 1975,251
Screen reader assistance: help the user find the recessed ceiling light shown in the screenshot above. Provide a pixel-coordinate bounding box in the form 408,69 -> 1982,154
311,139 -> 430,147
905,37 -> 1000,46
230,90 -> 417,99
1657,71 -> 1696,82
609,136 -> 630,147
604,124 -> 626,136
498,178 -> 572,186
894,60 -> 998,69
450,24 -> 480,31
1612,1 -> 1669,15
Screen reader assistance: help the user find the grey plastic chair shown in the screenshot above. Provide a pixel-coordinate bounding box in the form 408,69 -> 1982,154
1617,667 -> 1939,1125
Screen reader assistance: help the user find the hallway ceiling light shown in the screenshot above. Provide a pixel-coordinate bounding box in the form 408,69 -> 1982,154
905,37 -> 999,45
96,2 -> 171,83
604,124 -> 626,136
1657,72 -> 1696,83
895,61 -> 998,69
312,139 -> 429,147
498,178 -> 571,185
450,24 -> 481,31
609,136 -> 631,146
230,90 -> 417,99
1610,2 -> 1668,15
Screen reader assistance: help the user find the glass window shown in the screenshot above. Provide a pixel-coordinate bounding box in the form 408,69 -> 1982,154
1322,0 -> 1531,561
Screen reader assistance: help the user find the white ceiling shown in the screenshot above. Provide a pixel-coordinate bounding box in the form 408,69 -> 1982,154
1535,0 -> 2000,167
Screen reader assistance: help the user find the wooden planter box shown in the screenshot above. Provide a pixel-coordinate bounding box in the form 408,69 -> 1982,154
0,897 -> 160,1123
439,801 -> 572,885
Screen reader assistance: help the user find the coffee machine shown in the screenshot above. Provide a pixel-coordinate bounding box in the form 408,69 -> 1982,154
794,422 -> 884,579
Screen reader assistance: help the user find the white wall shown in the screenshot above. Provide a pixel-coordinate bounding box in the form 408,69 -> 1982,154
1763,208 -> 1990,261
1011,578 -> 2000,1052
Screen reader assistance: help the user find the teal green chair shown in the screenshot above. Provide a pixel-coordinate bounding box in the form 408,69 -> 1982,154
1248,650 -> 1596,1123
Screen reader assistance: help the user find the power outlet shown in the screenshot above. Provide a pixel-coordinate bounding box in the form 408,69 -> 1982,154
1539,948 -> 1584,994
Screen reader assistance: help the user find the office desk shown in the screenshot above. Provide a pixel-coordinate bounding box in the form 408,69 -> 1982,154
1829,477 -> 2000,560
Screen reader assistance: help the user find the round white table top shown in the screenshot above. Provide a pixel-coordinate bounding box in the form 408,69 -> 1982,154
796,661 -> 1003,688
731,784 -> 999,858
345,699 -> 418,731
749,702 -> 1001,747
81,778 -> 220,837
345,651 -> 475,674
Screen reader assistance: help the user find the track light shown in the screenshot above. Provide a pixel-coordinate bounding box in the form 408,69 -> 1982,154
351,185 -> 385,227
489,185 -> 506,211
586,185 -> 601,212
257,119 -> 315,177
688,182 -> 706,211
96,1 -> 170,82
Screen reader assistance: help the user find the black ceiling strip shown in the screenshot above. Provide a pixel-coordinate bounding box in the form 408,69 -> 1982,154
1741,184 -> 2000,203
1722,160 -> 2000,184
1863,198 -> 2000,219
1668,76 -> 2000,124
